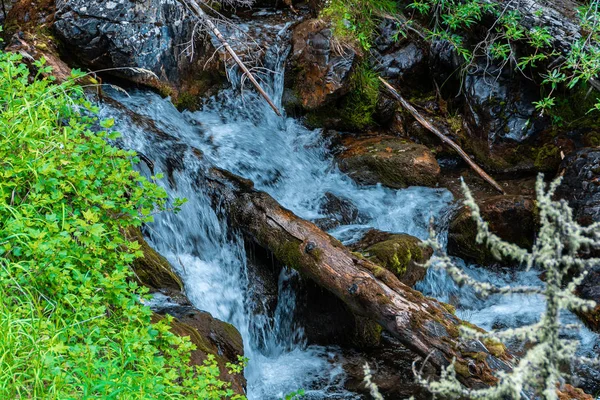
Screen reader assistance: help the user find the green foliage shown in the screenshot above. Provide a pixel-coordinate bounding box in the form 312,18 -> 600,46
340,62 -> 380,129
321,0 -> 397,51
406,0 -> 600,115
0,51 -> 244,398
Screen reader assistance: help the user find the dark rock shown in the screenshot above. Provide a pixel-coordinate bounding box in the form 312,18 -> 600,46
53,0 -> 223,103
313,192 -> 364,230
447,195 -> 537,267
556,148 -> 600,225
576,266 -> 600,332
463,60 -> 547,144
337,136 -> 440,189
340,333 -> 433,399
376,42 -> 424,82
349,229 -> 432,287
289,19 -> 356,110
150,295 -> 246,395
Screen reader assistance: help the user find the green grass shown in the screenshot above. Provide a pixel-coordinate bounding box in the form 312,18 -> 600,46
0,51 -> 244,398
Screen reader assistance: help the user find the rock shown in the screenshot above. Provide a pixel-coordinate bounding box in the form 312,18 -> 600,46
375,42 -> 425,82
556,148 -> 600,225
349,229 -> 432,287
52,0 -> 223,106
337,136 -> 440,188
123,227 -> 183,291
313,192 -> 364,230
150,296 -> 246,395
289,19 -> 357,110
555,149 -> 600,331
447,195 -> 537,267
340,333 -> 433,399
463,59 -> 548,144
576,266 -> 600,332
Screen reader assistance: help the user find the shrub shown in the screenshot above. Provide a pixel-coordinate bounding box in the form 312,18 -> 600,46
0,51 -> 243,399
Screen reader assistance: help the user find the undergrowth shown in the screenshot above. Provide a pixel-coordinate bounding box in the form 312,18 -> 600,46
0,50 -> 243,399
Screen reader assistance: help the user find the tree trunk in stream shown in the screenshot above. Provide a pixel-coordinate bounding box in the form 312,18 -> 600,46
200,165 -> 513,389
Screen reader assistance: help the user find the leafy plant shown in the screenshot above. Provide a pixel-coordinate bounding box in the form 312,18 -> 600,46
0,51 -> 244,398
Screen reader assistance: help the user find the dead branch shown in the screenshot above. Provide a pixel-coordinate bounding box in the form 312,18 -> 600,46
183,0 -> 283,117
379,77 -> 505,194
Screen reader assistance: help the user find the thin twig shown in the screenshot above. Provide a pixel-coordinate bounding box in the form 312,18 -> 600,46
379,77 -> 505,194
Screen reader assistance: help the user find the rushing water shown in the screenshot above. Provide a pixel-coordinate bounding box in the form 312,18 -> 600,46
101,10 -> 600,398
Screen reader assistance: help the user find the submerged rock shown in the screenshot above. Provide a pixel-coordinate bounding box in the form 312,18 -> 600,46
447,195 -> 537,267
53,0 -> 223,105
313,192 -> 365,230
289,19 -> 357,110
337,136 -> 440,189
350,229 -> 432,287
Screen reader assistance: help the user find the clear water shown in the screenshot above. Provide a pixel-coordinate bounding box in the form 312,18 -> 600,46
101,12 -> 599,398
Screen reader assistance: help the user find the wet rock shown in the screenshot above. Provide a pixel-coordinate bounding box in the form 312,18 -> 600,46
376,42 -> 424,82
313,192 -> 363,230
576,266 -> 600,332
556,148 -> 600,226
123,227 -> 183,291
337,136 -> 440,189
463,60 -> 547,144
447,195 -> 537,267
151,296 -> 246,395
349,229 -> 432,287
289,19 -> 357,110
340,333 -> 433,399
53,0 -> 222,104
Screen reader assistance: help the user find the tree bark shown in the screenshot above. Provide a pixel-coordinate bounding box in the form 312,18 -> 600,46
201,165 -> 513,389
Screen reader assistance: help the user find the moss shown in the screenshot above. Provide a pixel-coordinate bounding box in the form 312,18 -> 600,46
583,130 -> 600,147
533,143 -> 561,170
441,302 -> 456,315
363,234 -> 423,278
483,337 -> 507,358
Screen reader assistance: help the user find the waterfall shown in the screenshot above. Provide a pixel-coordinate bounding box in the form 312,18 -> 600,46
100,9 -> 599,398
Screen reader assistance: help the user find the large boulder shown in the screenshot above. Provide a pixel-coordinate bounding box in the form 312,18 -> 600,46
52,0 -> 223,106
448,195 -> 537,267
150,294 -> 246,395
288,19 -> 357,110
337,136 -> 440,188
349,229 -> 432,287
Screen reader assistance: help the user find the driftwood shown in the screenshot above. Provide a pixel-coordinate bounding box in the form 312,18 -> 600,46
183,0 -> 283,116
379,77 -> 506,194
202,165 -> 512,389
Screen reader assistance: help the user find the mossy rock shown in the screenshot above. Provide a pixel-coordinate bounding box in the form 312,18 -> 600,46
124,227 -> 183,291
337,136 -> 440,189
151,306 -> 246,394
350,229 -> 432,286
447,195 -> 537,267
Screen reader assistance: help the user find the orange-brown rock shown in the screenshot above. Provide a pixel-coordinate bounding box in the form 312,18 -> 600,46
337,136 -> 440,188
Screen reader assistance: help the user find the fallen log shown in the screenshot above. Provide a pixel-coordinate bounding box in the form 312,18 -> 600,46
201,166 -> 513,389
379,77 -> 506,194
